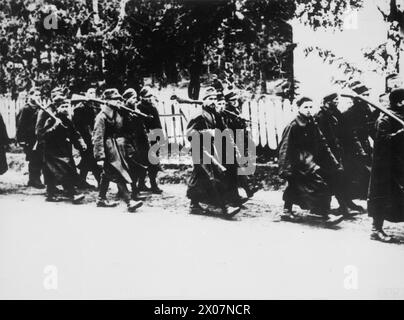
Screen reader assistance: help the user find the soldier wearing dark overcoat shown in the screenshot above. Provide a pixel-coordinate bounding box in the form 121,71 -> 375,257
186,87 -> 241,217
16,89 -> 44,188
136,86 -> 163,194
368,88 -> 404,243
278,96 -> 344,225
92,88 -> 143,212
35,93 -> 85,204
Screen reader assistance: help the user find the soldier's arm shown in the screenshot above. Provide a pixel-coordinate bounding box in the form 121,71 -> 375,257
68,120 -> 87,153
278,122 -> 297,179
316,122 -> 341,171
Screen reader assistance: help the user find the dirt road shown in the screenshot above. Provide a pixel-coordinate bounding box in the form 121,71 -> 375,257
1,166 -> 404,299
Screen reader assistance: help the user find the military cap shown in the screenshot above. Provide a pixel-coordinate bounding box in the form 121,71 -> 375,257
123,88 -> 137,101
201,87 -> 218,100
389,88 -> 404,106
102,88 -> 123,100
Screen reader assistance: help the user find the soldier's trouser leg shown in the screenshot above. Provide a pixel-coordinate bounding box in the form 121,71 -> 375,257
28,149 -> 43,184
117,182 -> 131,204
372,217 -> 384,232
138,168 -> 147,188
62,181 -> 77,198
148,164 -> 159,188
131,181 -> 139,199
46,179 -> 57,198
98,172 -> 110,200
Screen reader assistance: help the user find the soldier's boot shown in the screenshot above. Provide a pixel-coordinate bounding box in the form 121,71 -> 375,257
72,194 -> 85,204
280,209 -> 301,222
131,184 -> 146,201
126,200 -> 143,213
370,230 -> 394,243
336,202 -> 350,217
137,181 -> 151,192
149,177 -> 163,194
28,180 -> 45,189
96,198 -> 119,208
45,184 -> 62,202
324,213 -> 344,225
370,219 -> 394,243
28,158 -> 45,189
28,170 -> 45,189
148,167 -> 162,194
346,200 -> 365,213
221,204 -> 240,218
189,201 -> 204,215
64,184 -> 85,205
280,202 -> 300,222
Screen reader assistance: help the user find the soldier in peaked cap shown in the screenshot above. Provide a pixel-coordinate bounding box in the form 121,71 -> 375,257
186,86 -> 241,218
72,87 -> 101,189
16,88 -> 45,188
92,88 -> 143,212
121,88 -> 150,200
223,90 -> 255,199
136,86 -> 163,194
35,95 -> 86,204
315,92 -> 364,215
368,88 -> 404,243
339,81 -> 376,201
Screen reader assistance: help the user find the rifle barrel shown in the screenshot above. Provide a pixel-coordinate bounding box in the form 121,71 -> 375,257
341,94 -> 404,127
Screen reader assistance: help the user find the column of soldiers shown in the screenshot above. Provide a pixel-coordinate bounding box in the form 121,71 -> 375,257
11,85 -> 163,212
1,80 -> 404,243
278,84 -> 404,243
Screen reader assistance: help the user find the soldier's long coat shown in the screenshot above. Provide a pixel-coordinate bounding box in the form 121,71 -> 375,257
137,100 -> 162,174
92,107 -> 132,184
36,108 -> 85,185
186,107 -> 229,207
0,113 -> 8,175
72,102 -> 101,178
368,110 -> 404,223
340,100 -> 375,199
278,114 -> 339,211
121,111 -> 150,180
16,102 -> 40,147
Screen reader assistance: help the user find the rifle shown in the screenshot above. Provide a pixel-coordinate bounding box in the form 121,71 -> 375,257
341,93 -> 404,127
70,94 -> 152,119
203,149 -> 227,172
33,98 -> 67,129
222,109 -> 257,124
170,95 -> 203,105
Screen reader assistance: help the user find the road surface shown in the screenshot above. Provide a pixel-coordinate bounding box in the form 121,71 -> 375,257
1,168 -> 404,299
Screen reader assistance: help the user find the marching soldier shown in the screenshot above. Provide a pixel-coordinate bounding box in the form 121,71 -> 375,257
368,88 -> 404,243
215,92 -> 249,206
72,87 -> 101,188
186,87 -> 241,217
223,90 -> 255,199
136,86 -> 163,194
340,82 -> 375,200
0,111 -> 9,176
35,92 -> 86,204
121,88 -> 149,200
92,88 -> 143,212
315,93 -> 364,215
278,96 -> 344,225
16,89 -> 44,188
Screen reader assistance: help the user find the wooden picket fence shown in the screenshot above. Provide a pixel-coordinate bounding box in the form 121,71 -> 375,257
0,89 -> 296,151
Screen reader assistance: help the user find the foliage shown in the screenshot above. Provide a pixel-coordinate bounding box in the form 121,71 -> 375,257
0,0 -> 371,100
